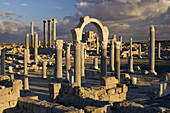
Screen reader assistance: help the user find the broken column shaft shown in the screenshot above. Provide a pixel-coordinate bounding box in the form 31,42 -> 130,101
34,34 -> 38,63
149,25 -> 157,75
114,41 -> 121,82
52,19 -> 57,48
30,22 -> 34,48
74,41 -> 81,87
158,43 -> 161,59
128,38 -> 134,73
101,41 -> 108,76
24,49 -> 28,75
66,43 -> 71,81
1,49 -> 5,75
42,60 -> 47,78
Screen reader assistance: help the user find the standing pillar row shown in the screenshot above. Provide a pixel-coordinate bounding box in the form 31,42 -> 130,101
66,43 -> 71,81
101,41 -> 108,77
30,22 -> 34,48
1,49 -> 5,75
43,20 -> 47,48
149,25 -> 157,75
110,39 -> 114,71
48,20 -> 52,48
55,40 -> 63,80
128,38 -> 134,73
74,41 -> 81,87
34,34 -> 38,63
114,41 -> 121,82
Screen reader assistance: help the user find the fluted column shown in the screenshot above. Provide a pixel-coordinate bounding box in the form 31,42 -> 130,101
128,38 -> 134,73
43,20 -> 47,48
24,49 -> 28,75
149,25 -> 157,75
119,36 -> 122,51
66,43 -> 71,81
48,20 -> 52,48
55,40 -> 63,80
114,42 -> 121,82
158,43 -> 161,59
30,22 -> 34,48
74,41 -> 81,87
138,44 -> 142,58
52,19 -> 57,48
110,39 -> 114,71
1,49 -> 5,75
101,41 -> 107,77
34,34 -> 38,63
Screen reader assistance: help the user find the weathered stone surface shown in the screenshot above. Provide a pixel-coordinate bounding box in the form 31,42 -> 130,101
100,76 -> 119,89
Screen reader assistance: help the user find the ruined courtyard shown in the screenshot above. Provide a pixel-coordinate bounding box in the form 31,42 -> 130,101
0,16 -> 170,113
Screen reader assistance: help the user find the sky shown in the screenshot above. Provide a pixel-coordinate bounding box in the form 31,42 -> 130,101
0,0 -> 170,44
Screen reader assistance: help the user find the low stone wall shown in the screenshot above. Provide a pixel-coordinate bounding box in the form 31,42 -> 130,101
4,97 -> 84,113
0,79 -> 22,113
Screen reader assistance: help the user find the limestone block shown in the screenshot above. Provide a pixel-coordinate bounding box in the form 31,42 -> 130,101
106,88 -> 116,95
49,83 -> 61,94
100,76 -> 119,89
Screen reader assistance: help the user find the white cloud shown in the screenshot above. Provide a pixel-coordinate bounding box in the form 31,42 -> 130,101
56,6 -> 62,10
4,3 -> 9,6
21,4 -> 28,6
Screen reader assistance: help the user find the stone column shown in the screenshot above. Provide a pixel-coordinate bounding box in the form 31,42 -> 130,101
24,77 -> 29,90
138,44 -> 142,58
66,43 -> 71,81
113,35 -> 117,41
42,60 -> 47,78
114,42 -> 121,82
74,41 -> 81,87
24,49 -> 28,75
30,22 -> 34,48
34,34 -> 38,63
101,41 -> 107,77
96,37 -> 99,54
93,57 -> 98,69
1,49 -> 5,75
52,19 -> 57,48
158,43 -> 161,59
25,34 -> 30,63
149,25 -> 157,75
110,39 -> 114,71
84,49 -> 87,59
128,38 -> 134,73
43,20 -> 47,48
48,20 -> 52,48
119,36 -> 122,51
54,40 -> 63,80
81,43 -> 86,78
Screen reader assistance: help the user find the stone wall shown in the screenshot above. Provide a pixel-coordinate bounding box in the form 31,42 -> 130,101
0,78 -> 22,113
4,97 -> 84,113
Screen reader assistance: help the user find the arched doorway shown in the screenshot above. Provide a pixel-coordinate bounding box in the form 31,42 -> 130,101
71,16 -> 109,87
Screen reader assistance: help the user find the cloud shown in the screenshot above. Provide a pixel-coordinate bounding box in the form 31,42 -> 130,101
55,0 -> 170,41
21,3 -> 28,6
4,3 -> 9,6
56,6 -> 62,10
0,12 -> 15,19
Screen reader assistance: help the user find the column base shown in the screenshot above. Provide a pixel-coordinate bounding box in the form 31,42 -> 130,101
42,76 -> 47,79
149,70 -> 157,75
93,66 -> 98,70
128,69 -> 134,73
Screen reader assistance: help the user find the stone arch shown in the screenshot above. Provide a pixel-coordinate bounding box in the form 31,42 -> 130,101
71,16 -> 109,43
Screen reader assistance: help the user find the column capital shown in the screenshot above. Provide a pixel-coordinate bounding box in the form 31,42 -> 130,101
52,19 -> 57,22
115,41 -> 121,49
43,20 -> 47,23
30,22 -> 34,24
48,20 -> 52,22
73,40 -> 81,49
101,41 -> 108,49
112,35 -> 117,41
150,25 -> 155,31
55,40 -> 63,50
